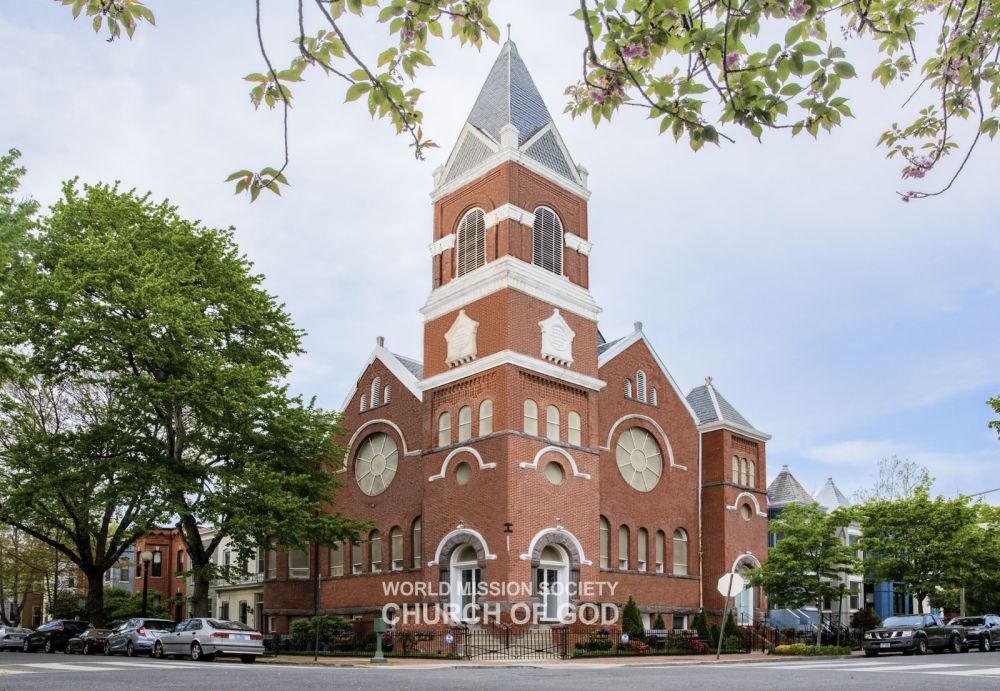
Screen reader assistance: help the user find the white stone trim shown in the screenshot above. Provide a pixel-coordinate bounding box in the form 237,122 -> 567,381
602,414 -> 682,469
428,446 -> 497,482
519,526 -> 592,566
538,309 -> 575,367
429,234 -> 455,256
731,552 -> 762,572
726,491 -> 768,518
518,446 -> 591,480
338,418 -> 419,474
564,232 -> 592,256
432,146 -> 591,202
598,329 -> 699,425
418,349 -> 607,393
696,420 -> 772,442
420,255 -> 601,323
340,345 -> 423,412
484,203 -> 535,229
427,527 -> 498,567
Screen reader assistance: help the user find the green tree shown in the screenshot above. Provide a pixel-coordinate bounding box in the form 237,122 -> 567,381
855,488 -> 981,612
58,1 -> 1000,202
621,595 -> 644,637
0,180 -> 367,617
0,527 -> 59,626
852,455 -> 932,504
101,587 -> 169,624
748,502 -> 858,645
652,612 -> 665,630
0,148 -> 37,281
0,377 -> 168,626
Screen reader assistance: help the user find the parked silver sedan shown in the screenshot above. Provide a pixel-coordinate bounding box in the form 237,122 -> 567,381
104,618 -> 177,656
153,618 -> 263,663
0,626 -> 32,650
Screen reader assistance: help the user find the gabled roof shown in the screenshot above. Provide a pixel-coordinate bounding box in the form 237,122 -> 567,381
767,465 -> 815,508
597,327 -> 699,425
339,342 -> 423,411
813,477 -> 852,511
437,41 -> 584,191
686,377 -> 770,441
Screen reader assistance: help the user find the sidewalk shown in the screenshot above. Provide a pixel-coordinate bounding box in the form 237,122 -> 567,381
250,650 -> 861,668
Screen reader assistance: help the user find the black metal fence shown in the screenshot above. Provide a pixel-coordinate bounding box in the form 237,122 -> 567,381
265,623 -> 784,660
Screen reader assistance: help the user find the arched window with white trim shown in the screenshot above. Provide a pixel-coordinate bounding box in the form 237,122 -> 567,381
411,516 -> 422,568
599,516 -> 610,569
546,404 -> 560,442
625,379 -> 633,399
438,411 -> 452,447
740,458 -> 749,486
523,399 -> 538,435
456,208 -> 486,277
637,528 -> 648,572
390,526 -> 403,571
636,370 -> 647,403
651,387 -> 658,406
370,378 -> 381,408
655,530 -> 665,573
479,400 -> 493,436
567,411 -> 581,446
748,459 -> 756,488
673,528 -> 689,575
732,455 -> 740,483
532,206 -> 563,275
370,530 -> 382,573
360,394 -> 367,412
458,405 -> 472,442
383,385 -> 391,405
618,525 -> 630,569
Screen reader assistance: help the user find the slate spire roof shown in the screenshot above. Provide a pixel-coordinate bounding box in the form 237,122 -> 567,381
440,41 -> 583,188
767,465 -> 815,508
467,40 -> 552,147
685,376 -> 766,437
813,477 -> 852,511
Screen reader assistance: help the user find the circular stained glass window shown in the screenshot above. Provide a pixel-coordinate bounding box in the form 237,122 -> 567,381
455,461 -> 472,486
544,461 -> 565,485
355,432 -> 398,496
615,427 -> 663,492
741,503 -> 752,521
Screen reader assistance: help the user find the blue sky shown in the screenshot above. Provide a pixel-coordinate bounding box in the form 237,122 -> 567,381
3,2 -> 999,501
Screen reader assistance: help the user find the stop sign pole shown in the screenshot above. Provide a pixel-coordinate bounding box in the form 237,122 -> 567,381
715,572 -> 745,660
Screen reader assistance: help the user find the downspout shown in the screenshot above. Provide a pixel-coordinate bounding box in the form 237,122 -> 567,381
697,430 -> 704,611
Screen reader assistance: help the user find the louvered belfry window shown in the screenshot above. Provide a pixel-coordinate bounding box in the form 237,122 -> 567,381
456,208 -> 486,277
532,206 -> 563,275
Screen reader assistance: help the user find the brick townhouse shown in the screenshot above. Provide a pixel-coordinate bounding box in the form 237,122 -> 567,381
262,40 -> 770,633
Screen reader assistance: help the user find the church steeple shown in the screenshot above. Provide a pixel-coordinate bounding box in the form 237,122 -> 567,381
433,41 -> 587,195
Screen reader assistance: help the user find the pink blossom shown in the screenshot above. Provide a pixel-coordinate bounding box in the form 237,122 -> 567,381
789,0 -> 809,20
725,52 -> 740,69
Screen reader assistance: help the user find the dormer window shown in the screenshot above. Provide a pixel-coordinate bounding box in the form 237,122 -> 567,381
532,206 -> 563,275
456,208 -> 486,277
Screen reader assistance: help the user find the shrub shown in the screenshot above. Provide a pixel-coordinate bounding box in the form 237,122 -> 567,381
850,607 -> 881,631
708,622 -> 721,647
687,638 -> 709,654
289,615 -> 352,651
723,610 -> 741,640
691,610 -> 710,639
653,612 -> 665,629
621,596 -> 644,639
723,635 -> 743,652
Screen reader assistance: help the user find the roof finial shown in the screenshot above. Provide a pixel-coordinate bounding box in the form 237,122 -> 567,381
705,375 -> 713,387
506,23 -> 511,41
376,335 -> 385,348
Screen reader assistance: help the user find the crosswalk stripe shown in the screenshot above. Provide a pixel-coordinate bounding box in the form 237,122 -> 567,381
936,667 -> 1000,677
0,669 -> 32,675
20,662 -> 108,672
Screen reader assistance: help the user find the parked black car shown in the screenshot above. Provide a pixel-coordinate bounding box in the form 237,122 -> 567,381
947,615 -> 1000,652
22,620 -> 92,653
65,628 -> 112,655
863,613 -> 967,656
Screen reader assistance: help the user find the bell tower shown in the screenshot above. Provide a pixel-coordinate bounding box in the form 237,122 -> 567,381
417,41 -> 606,618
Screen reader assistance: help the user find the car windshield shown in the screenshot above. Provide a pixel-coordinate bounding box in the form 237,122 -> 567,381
208,619 -> 254,631
143,620 -> 176,631
882,615 -> 925,627
949,617 -> 985,626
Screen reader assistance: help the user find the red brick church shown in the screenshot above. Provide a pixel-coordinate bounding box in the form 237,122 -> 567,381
263,41 -> 770,633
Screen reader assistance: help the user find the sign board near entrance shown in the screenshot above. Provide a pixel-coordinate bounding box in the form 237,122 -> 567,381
716,572 -> 746,596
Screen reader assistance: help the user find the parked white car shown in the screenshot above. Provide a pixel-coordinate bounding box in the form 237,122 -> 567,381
0,626 -> 32,650
152,618 -> 263,663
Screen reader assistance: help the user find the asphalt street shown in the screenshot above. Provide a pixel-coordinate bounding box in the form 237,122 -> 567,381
4,650 -> 1000,690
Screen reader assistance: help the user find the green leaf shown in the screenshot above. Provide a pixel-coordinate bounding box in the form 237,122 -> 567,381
345,82 -> 371,102
834,62 -> 857,78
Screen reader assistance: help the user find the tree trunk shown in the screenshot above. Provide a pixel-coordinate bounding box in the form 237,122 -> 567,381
189,572 -> 210,617
85,570 -> 105,626
816,598 -> 824,647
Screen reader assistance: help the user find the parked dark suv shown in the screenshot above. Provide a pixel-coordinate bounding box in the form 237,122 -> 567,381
22,620 -> 92,653
863,613 -> 967,656
947,615 -> 1000,652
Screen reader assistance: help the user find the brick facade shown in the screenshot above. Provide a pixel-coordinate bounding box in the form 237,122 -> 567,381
262,42 -> 769,633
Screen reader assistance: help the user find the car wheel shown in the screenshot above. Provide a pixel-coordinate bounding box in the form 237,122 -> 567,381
950,636 -> 964,654
240,655 -> 256,664
864,651 -> 879,657
22,640 -> 30,653
43,640 -> 53,654
104,641 -> 112,656
83,644 -> 92,656
982,636 -> 993,653
916,637 -> 928,655
125,641 -> 135,657
153,642 -> 164,660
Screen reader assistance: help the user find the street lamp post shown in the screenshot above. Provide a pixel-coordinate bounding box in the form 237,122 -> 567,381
140,550 -> 153,617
